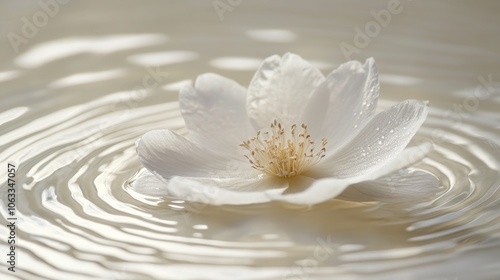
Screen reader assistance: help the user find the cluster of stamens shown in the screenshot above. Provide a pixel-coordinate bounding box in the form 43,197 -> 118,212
240,120 -> 327,178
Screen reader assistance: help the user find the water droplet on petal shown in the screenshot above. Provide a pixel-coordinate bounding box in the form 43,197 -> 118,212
389,129 -> 394,133
375,127 -> 379,131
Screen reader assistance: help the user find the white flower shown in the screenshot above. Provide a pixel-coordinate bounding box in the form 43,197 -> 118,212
135,53 -> 438,205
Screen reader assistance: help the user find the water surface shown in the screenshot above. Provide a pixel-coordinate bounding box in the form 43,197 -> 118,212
1,1 -> 500,279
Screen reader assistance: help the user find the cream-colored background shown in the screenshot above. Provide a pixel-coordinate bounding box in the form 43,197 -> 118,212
1,1 -> 499,279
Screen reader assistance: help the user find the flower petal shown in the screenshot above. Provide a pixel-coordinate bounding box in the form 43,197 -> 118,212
302,58 -> 379,149
267,175 -> 353,205
246,53 -> 325,129
339,169 -> 441,202
179,73 -> 253,155
376,142 -> 434,174
166,176 -> 288,205
136,129 -> 255,179
136,141 -> 433,206
131,170 -> 170,196
270,143 -> 434,205
317,100 -> 429,178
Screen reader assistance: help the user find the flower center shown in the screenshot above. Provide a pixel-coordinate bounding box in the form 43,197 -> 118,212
240,120 -> 327,178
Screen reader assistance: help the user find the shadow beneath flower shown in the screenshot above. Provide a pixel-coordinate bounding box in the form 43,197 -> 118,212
280,176 -> 317,195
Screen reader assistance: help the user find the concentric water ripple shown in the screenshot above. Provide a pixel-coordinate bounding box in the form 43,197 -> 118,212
1,91 -> 499,279
1,1 -> 500,279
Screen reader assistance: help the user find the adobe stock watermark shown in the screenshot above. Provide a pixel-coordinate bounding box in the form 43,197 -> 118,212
7,0 -> 71,54
484,137 -> 500,156
283,235 -> 337,280
402,74 -> 500,167
178,161 -> 242,225
212,0 -> 243,21
439,74 -> 500,131
339,0 -> 408,60
96,65 -> 169,132
61,65 -> 169,168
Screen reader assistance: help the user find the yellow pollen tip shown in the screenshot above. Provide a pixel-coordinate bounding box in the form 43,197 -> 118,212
240,120 -> 327,178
